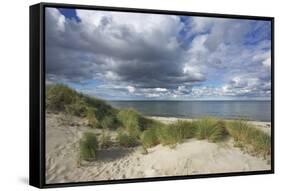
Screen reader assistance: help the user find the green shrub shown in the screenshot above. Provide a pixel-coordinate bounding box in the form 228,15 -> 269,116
141,128 -> 159,148
46,84 -> 77,111
65,99 -> 88,117
194,118 -> 227,142
46,84 -> 119,124
117,131 -> 138,147
173,120 -> 196,139
99,115 -> 117,129
86,108 -> 99,128
82,94 -> 117,121
157,125 -> 180,146
226,120 -> 271,157
117,109 -> 141,138
79,132 -> 98,161
139,117 -> 162,131
155,120 -> 196,146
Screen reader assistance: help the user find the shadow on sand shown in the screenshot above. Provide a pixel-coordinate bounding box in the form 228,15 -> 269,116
97,147 -> 133,162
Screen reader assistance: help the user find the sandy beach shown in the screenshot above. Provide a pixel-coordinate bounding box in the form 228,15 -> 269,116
148,116 -> 272,135
46,113 -> 271,184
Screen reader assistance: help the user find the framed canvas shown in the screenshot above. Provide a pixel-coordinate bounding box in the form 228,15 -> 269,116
30,2 -> 274,188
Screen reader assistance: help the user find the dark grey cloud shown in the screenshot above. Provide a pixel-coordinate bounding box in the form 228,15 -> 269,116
45,8 -> 205,89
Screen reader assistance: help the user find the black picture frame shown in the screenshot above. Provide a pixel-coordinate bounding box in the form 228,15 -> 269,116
30,2 -> 275,189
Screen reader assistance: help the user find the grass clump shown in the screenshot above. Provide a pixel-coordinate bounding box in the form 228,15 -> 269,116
46,84 -> 77,111
81,94 -> 117,121
99,115 -> 117,129
117,130 -> 139,147
117,109 -> 141,138
141,128 -> 159,148
226,120 -> 271,157
173,120 -> 196,139
157,125 -> 179,146
141,120 -> 195,148
65,99 -> 88,117
158,120 -> 196,146
194,117 -> 227,142
79,132 -> 98,161
86,108 -> 99,128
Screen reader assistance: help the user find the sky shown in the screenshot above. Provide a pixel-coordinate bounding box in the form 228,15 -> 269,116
45,7 -> 272,100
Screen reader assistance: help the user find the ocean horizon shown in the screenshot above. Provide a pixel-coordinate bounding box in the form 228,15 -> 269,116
108,100 -> 271,122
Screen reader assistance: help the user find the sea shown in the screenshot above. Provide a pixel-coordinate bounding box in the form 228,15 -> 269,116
108,100 -> 271,122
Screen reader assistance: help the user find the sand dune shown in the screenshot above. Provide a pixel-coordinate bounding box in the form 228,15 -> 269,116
46,113 -> 271,184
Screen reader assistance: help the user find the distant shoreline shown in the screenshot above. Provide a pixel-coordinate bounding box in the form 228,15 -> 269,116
148,116 -> 271,135
145,115 -> 272,123
108,100 -> 271,122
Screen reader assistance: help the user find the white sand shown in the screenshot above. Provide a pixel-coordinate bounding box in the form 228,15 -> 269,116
46,113 -> 271,184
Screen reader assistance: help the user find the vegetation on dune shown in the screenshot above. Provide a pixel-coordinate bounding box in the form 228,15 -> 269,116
141,127 -> 160,148
117,131 -> 139,147
46,84 -> 118,129
86,108 -> 98,128
117,109 -> 142,138
47,84 -> 271,160
79,132 -> 98,161
141,120 -> 196,147
46,84 -> 78,111
194,118 -> 228,142
226,120 -> 271,157
99,115 -> 118,129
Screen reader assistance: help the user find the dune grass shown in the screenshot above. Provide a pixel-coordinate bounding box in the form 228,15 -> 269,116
117,131 -> 139,147
226,120 -> 271,157
79,132 -> 98,161
140,120 -> 196,147
117,109 -> 142,138
141,127 -> 159,148
46,84 -> 78,111
194,118 -> 228,142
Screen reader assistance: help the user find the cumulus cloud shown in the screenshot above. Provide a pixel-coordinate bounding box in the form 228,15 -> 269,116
45,8 -> 272,100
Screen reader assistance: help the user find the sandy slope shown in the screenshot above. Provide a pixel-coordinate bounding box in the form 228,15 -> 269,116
46,113 -> 271,184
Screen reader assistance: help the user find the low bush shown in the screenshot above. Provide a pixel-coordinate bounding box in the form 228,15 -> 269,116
226,120 -> 271,157
141,128 -> 159,148
99,115 -> 117,129
117,131 -> 139,147
46,84 -> 77,111
82,94 -> 117,121
139,117 -> 163,131
86,108 -> 99,128
157,125 -> 180,146
173,120 -> 196,139
65,99 -> 88,117
117,109 -> 141,138
79,132 -> 98,161
156,120 -> 195,146
194,118 -> 227,142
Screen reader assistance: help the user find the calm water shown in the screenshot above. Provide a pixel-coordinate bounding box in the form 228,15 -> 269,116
109,101 -> 271,122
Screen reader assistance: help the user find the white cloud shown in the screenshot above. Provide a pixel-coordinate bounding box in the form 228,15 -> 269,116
127,86 -> 135,93
154,88 -> 168,92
